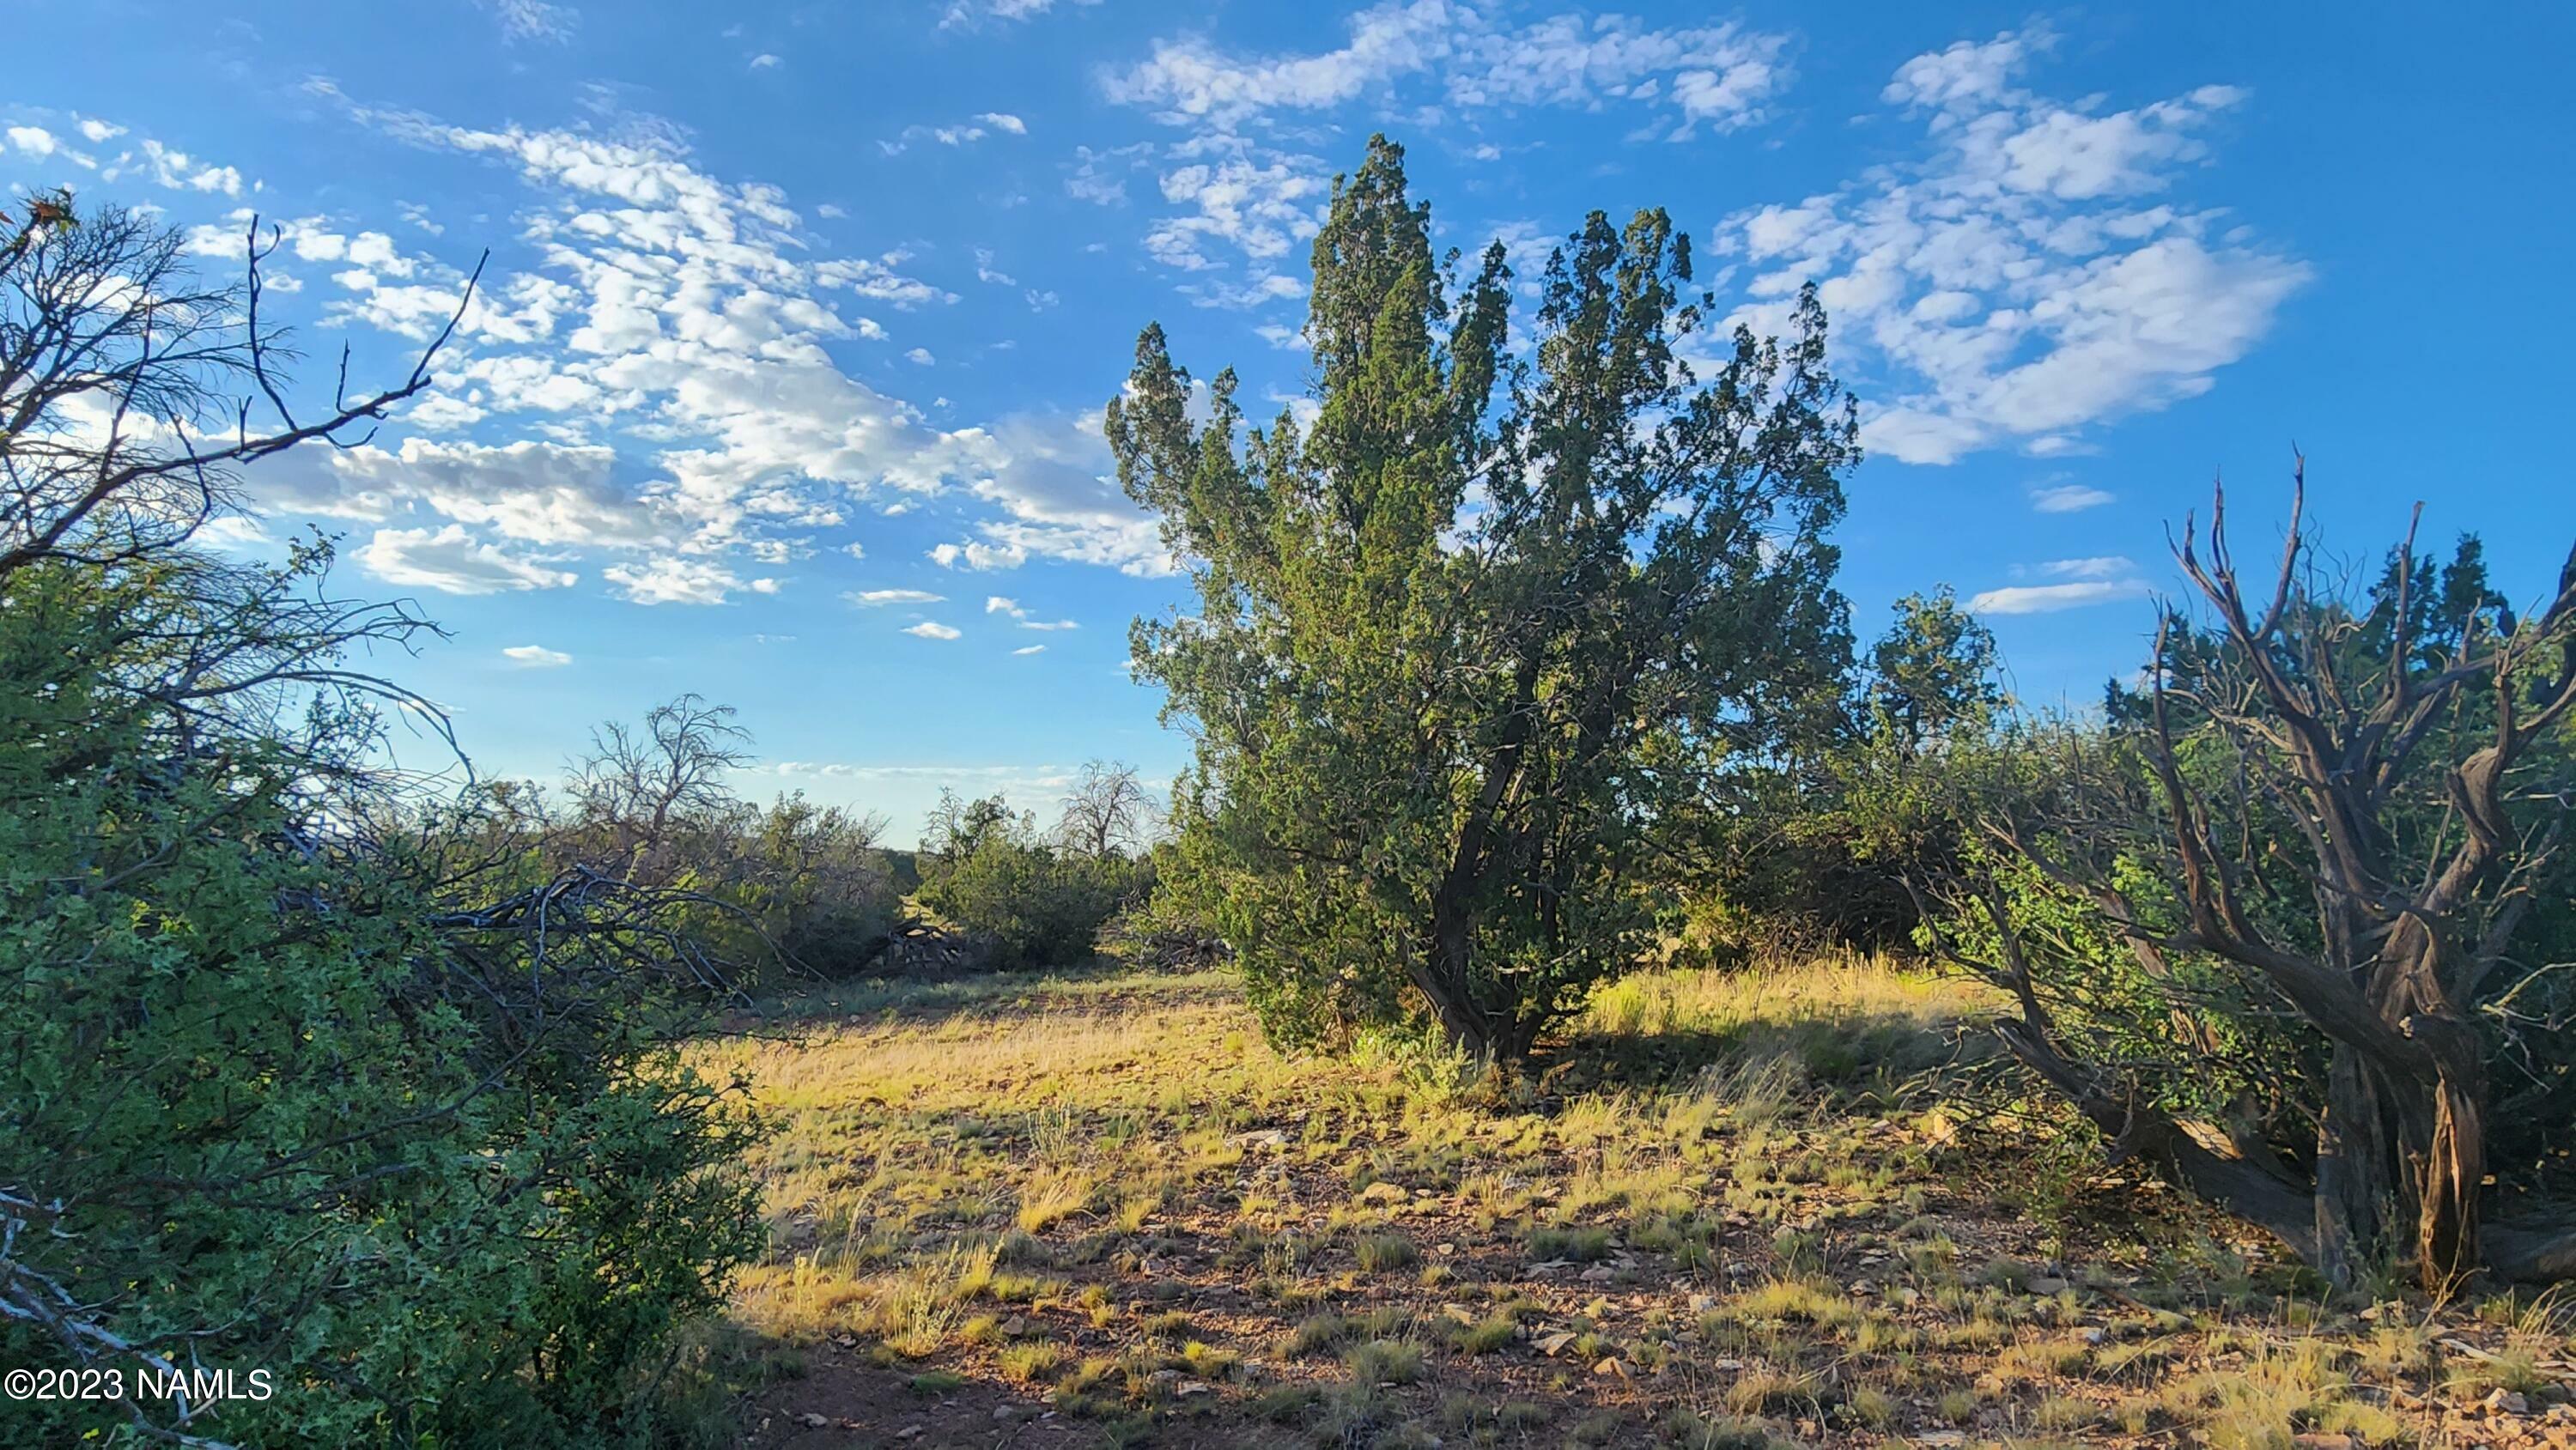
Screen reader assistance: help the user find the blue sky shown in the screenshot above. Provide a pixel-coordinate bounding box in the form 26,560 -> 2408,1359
9,2 -> 2571,842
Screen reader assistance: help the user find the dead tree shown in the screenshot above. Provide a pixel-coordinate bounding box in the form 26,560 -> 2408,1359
1,191 -> 482,578
1057,758 -> 1153,858
1916,464 -> 2576,1289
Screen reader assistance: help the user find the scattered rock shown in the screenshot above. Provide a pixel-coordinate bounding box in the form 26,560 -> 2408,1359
2081,1328 -> 2108,1345
1916,1432 -> 1965,1447
1177,1380 -> 1214,1397
1593,1357 -> 1629,1379
2488,1391 -> 2532,1417
1579,1265 -> 1618,1283
1850,1279 -> 1878,1296
1001,1314 -> 1032,1337
993,1405 -> 1036,1424
1228,1128 -> 1288,1150
1534,1331 -> 1577,1357
1360,1181 -> 1409,1204
895,1428 -> 924,1442
1712,1358 -> 1745,1372
2027,1276 -> 2072,1295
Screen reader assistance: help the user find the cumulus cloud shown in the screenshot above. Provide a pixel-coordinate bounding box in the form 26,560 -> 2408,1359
602,555 -> 773,605
1717,27 -> 2307,464
902,621 -> 963,640
502,643 -> 574,666
1105,1 -> 1790,137
1102,4 -> 1791,304
358,525 -> 578,593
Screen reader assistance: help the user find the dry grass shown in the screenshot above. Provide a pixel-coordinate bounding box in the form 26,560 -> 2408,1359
701,958 -> 2574,1447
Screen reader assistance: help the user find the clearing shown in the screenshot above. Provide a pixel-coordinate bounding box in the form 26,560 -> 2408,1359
683,959 -> 2576,1449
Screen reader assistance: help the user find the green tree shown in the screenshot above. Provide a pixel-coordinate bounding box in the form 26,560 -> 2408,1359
916,791 -> 1138,970
1107,137 -> 1859,1060
0,197 -> 765,1445
1868,585 -> 2002,743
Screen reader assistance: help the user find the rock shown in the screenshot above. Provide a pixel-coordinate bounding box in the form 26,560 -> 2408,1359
895,1428 -> 924,1441
2081,1328 -> 2108,1345
2027,1276 -> 2072,1295
1534,1331 -> 1577,1357
1178,1380 -> 1214,1397
1713,1358 -> 1745,1372
1917,1432 -> 1965,1447
2488,1391 -> 2532,1417
2293,1435 -> 2354,1450
1360,1182 -> 1409,1203
994,1405 -> 1036,1423
1850,1279 -> 1878,1296
1229,1128 -> 1288,1150
796,1412 -> 829,1428
1593,1357 -> 1629,1379
1001,1314 -> 1032,1337
1579,1265 -> 1619,1283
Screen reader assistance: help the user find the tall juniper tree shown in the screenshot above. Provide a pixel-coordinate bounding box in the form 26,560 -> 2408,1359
1108,137 -> 1858,1060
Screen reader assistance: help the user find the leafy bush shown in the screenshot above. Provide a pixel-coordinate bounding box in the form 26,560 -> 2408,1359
917,791 -> 1145,969
0,552 -> 769,1445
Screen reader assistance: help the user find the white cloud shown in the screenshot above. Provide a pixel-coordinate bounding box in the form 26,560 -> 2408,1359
976,112 -> 1029,135
357,525 -> 578,594
502,644 -> 574,667
1969,579 -> 2151,615
905,347 -> 936,366
1720,27 -> 2306,465
1105,1 -> 1790,137
985,595 -> 1024,616
7,125 -> 58,157
903,621 -> 963,640
749,53 -> 781,70
322,437 -> 670,548
848,588 -> 946,606
2031,482 -> 2115,513
1012,644 -> 1048,656
941,0 -> 1098,27
2039,555 -> 2134,580
602,555 -> 768,605
76,117 -> 125,145
480,0 -> 575,42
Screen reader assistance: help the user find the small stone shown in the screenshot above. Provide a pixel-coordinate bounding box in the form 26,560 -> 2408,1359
797,1412 -> 829,1428
1001,1314 -> 1032,1337
1593,1357 -> 1629,1379
2081,1328 -> 2108,1345
1917,1432 -> 1965,1447
1850,1279 -> 1878,1296
2488,1391 -> 2532,1417
1534,1331 -> 1577,1357
993,1405 -> 1035,1424
1713,1357 -> 1745,1371
1579,1265 -> 1618,1283
2027,1276 -> 2072,1295
895,1428 -> 924,1442
1178,1380 -> 1214,1397
2293,1435 -> 2354,1450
